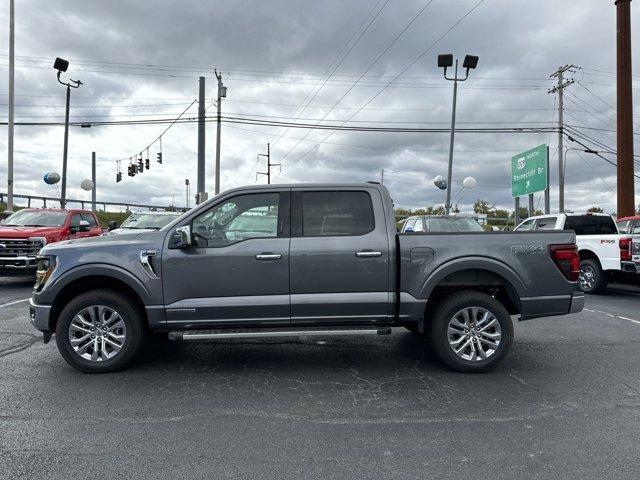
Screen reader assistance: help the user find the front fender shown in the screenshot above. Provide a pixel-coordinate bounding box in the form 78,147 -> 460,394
35,263 -> 153,305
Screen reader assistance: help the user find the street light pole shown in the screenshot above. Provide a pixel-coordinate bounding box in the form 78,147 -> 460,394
7,0 -> 15,213
54,58 -> 82,209
444,60 -> 459,216
438,54 -> 479,215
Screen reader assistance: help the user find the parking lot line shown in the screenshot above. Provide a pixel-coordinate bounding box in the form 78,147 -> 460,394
584,307 -> 640,326
0,298 -> 30,309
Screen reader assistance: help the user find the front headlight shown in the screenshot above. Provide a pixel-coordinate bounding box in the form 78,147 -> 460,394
34,256 -> 56,291
28,236 -> 47,256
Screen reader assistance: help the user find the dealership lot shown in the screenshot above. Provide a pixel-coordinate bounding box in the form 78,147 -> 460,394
1,277 -> 639,479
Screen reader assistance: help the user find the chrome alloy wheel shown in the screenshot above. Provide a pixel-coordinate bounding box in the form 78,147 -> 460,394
68,305 -> 127,362
447,306 -> 502,362
579,265 -> 596,291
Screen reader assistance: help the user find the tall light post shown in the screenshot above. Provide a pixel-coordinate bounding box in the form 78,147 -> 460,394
7,0 -> 15,213
438,53 -> 479,215
53,57 -> 82,209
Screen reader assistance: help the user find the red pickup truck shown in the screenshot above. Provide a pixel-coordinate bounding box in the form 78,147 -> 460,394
0,208 -> 102,276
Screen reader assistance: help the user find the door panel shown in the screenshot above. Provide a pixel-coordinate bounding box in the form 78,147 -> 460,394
161,190 -> 291,327
289,188 -> 391,325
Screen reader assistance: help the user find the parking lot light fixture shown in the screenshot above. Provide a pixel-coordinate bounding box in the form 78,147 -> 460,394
54,57 -> 82,209
438,53 -> 479,215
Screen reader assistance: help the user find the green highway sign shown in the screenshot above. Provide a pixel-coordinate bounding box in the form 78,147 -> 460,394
511,144 -> 548,197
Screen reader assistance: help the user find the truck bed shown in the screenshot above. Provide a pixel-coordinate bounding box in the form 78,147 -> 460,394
397,230 -> 581,320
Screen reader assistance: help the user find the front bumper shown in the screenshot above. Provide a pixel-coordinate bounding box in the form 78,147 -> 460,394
29,298 -> 52,332
0,256 -> 38,275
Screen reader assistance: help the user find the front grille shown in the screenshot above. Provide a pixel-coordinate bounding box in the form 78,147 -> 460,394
0,238 -> 44,258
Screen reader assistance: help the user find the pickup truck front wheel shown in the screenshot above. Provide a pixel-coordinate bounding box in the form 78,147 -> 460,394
55,290 -> 145,373
429,291 -> 513,373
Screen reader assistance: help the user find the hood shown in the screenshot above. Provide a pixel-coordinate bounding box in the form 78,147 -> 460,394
0,225 -> 66,238
40,229 -> 164,255
108,227 -> 158,235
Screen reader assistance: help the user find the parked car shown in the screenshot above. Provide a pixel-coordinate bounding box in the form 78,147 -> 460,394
0,208 -> 102,277
30,183 -> 583,373
514,213 -> 635,293
617,215 -> 640,271
401,215 -> 485,233
107,211 -> 181,235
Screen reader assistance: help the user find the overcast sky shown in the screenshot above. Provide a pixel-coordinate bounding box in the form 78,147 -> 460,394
0,0 -> 639,213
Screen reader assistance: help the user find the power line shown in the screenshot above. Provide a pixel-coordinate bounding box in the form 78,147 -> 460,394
278,0 -> 487,177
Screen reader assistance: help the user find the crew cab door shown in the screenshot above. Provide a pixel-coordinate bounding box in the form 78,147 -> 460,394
289,187 -> 391,325
161,189 -> 291,327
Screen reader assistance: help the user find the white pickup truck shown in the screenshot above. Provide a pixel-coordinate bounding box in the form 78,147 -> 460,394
515,213 -> 635,293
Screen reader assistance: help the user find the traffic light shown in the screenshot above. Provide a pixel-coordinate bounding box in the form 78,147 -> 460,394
145,157 -> 150,170
116,172 -> 122,183
157,152 -> 162,164
137,155 -> 143,173
128,164 -> 136,177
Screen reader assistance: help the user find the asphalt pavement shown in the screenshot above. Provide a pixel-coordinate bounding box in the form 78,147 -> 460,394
1,277 -> 639,479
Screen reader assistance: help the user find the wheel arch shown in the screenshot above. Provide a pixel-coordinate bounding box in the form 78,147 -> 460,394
48,265 -> 151,331
419,258 -> 525,317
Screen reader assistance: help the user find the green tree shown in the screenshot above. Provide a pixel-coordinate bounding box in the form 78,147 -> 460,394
587,206 -> 604,213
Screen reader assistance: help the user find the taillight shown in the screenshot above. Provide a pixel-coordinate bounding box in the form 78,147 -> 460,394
619,237 -> 632,262
550,244 -> 580,282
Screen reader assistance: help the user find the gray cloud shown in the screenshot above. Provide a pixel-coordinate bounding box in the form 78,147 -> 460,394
0,0 -> 638,213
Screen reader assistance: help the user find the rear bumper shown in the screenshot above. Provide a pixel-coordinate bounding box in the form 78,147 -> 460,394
29,298 -> 52,332
520,291 -> 584,320
620,261 -> 640,274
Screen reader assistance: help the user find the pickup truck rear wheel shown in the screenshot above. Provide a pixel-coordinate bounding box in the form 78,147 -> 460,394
578,259 -> 607,294
55,290 -> 145,373
429,291 -> 513,373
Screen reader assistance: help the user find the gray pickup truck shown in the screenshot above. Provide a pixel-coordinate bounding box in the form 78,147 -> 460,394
29,183 -> 584,373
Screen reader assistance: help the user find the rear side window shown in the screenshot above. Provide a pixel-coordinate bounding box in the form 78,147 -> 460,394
302,191 -> 374,236
564,216 -> 617,235
403,219 -> 416,232
70,214 -> 82,226
82,213 -> 98,228
413,218 -> 425,232
516,219 -> 536,231
536,217 -> 557,230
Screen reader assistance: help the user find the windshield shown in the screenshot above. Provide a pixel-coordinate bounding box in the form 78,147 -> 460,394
2,210 -> 67,227
120,213 -> 179,230
426,218 -> 484,232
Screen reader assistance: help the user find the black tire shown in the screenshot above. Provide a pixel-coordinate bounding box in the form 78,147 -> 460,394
55,289 -> 145,373
428,291 -> 513,373
578,259 -> 607,294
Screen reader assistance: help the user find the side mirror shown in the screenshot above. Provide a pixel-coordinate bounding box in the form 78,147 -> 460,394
173,225 -> 192,248
108,221 -> 118,231
78,220 -> 90,232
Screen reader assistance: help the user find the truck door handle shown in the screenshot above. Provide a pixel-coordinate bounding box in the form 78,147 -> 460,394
356,250 -> 382,258
255,253 -> 282,261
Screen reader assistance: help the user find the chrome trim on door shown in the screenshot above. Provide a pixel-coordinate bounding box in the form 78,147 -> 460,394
355,250 -> 382,258
255,253 -> 282,260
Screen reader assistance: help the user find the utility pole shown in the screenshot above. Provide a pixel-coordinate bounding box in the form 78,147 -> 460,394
380,168 -> 385,185
91,151 -> 96,211
7,0 -> 14,212
616,0 -> 635,218
214,70 -> 226,195
196,76 -> 206,204
548,65 -> 576,213
185,179 -> 190,209
257,143 -> 280,184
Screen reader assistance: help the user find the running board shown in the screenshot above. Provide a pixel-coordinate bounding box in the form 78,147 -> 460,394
168,327 -> 392,341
